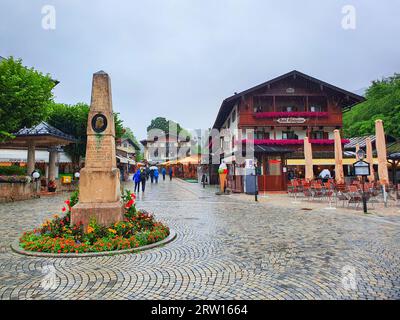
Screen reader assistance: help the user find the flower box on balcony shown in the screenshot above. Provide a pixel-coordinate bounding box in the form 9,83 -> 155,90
254,112 -> 329,119
242,139 -> 350,145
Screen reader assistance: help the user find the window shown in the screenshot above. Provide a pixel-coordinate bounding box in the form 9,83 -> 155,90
255,131 -> 270,140
285,106 -> 297,112
227,117 -> 231,128
266,157 -> 282,176
310,105 -> 322,112
311,131 -> 328,139
282,131 -> 298,140
254,105 -> 263,113
231,108 -> 236,122
124,143 -> 128,148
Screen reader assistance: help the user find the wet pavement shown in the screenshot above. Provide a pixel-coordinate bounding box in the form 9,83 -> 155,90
0,178 -> 399,299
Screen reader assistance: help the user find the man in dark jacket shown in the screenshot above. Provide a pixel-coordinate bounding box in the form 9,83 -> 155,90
140,168 -> 147,192
169,167 -> 173,181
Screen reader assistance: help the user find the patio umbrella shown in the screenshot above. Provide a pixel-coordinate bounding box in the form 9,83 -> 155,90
375,119 -> 389,185
334,129 -> 344,184
365,137 -> 375,182
304,137 -> 313,181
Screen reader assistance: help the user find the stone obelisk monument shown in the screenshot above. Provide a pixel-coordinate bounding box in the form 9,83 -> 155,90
71,71 -> 123,229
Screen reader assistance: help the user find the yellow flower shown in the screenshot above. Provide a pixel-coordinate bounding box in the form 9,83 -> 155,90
53,214 -> 59,219
87,226 -> 94,234
108,228 -> 117,234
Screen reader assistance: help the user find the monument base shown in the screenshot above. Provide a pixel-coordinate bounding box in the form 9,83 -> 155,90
71,201 -> 124,230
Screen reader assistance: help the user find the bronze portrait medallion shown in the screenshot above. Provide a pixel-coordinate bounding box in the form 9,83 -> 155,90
91,113 -> 108,133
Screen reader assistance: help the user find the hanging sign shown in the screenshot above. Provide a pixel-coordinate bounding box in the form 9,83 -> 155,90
276,118 -> 306,124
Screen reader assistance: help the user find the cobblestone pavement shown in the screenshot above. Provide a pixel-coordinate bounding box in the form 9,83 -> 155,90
0,179 -> 399,300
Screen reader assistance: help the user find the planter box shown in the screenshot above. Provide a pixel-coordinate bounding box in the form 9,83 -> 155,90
0,181 -> 38,203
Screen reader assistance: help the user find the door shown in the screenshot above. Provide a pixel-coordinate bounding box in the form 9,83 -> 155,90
258,155 -> 287,191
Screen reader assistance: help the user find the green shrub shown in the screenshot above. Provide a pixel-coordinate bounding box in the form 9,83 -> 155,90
0,165 -> 27,176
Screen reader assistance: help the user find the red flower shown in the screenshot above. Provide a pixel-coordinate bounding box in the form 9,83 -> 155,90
62,207 -> 66,212
125,199 -> 134,208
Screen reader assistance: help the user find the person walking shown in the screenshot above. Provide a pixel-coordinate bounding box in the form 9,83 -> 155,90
133,169 -> 141,193
150,169 -> 154,183
146,166 -> 150,181
140,168 -> 147,192
201,173 -> 207,188
169,167 -> 173,181
154,167 -> 159,184
162,167 -> 166,181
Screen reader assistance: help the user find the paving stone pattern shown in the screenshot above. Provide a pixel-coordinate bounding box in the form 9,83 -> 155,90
0,179 -> 399,299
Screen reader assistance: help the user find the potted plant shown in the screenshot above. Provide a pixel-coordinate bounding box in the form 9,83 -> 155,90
48,180 -> 57,192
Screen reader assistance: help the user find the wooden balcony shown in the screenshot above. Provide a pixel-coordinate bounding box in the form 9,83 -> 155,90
239,111 -> 343,127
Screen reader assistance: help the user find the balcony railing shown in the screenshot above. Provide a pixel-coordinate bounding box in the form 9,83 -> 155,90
254,112 -> 329,119
242,139 -> 350,145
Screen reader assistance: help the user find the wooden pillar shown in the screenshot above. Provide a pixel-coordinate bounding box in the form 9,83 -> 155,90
27,143 -> 36,175
305,95 -> 309,111
273,96 -> 276,112
48,147 -> 58,181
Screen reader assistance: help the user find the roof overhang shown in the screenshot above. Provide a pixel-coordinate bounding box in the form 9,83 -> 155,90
212,70 -> 366,130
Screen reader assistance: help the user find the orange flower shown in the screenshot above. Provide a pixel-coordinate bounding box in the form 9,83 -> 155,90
87,226 -> 94,234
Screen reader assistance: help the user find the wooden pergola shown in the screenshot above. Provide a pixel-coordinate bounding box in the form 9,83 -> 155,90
0,122 -> 76,180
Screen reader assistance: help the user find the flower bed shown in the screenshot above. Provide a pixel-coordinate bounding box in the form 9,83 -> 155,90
19,190 -> 170,254
254,111 -> 329,119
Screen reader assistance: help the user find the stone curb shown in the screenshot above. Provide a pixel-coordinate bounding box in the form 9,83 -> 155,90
10,229 -> 176,258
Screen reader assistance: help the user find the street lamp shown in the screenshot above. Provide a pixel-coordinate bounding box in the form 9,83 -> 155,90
32,171 -> 40,180
253,160 -> 258,202
31,170 -> 40,193
353,154 -> 371,214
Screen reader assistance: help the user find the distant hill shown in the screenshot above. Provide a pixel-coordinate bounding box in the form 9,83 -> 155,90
343,73 -> 400,139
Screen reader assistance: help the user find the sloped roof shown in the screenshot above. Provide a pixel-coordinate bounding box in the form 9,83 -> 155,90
121,137 -> 140,150
344,135 -> 376,149
344,135 -> 397,150
15,121 -> 76,141
212,70 -> 365,129
387,141 -> 400,155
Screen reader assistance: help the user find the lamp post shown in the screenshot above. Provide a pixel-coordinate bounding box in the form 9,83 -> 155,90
253,160 -> 258,202
353,149 -> 370,214
31,170 -> 41,193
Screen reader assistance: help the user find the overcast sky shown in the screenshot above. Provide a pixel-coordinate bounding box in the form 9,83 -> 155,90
1,0 -> 400,139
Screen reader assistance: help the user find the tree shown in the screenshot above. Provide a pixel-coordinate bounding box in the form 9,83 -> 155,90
343,73 -> 400,138
0,57 -> 56,141
46,103 -> 89,164
146,116 -> 191,139
46,103 -> 125,164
